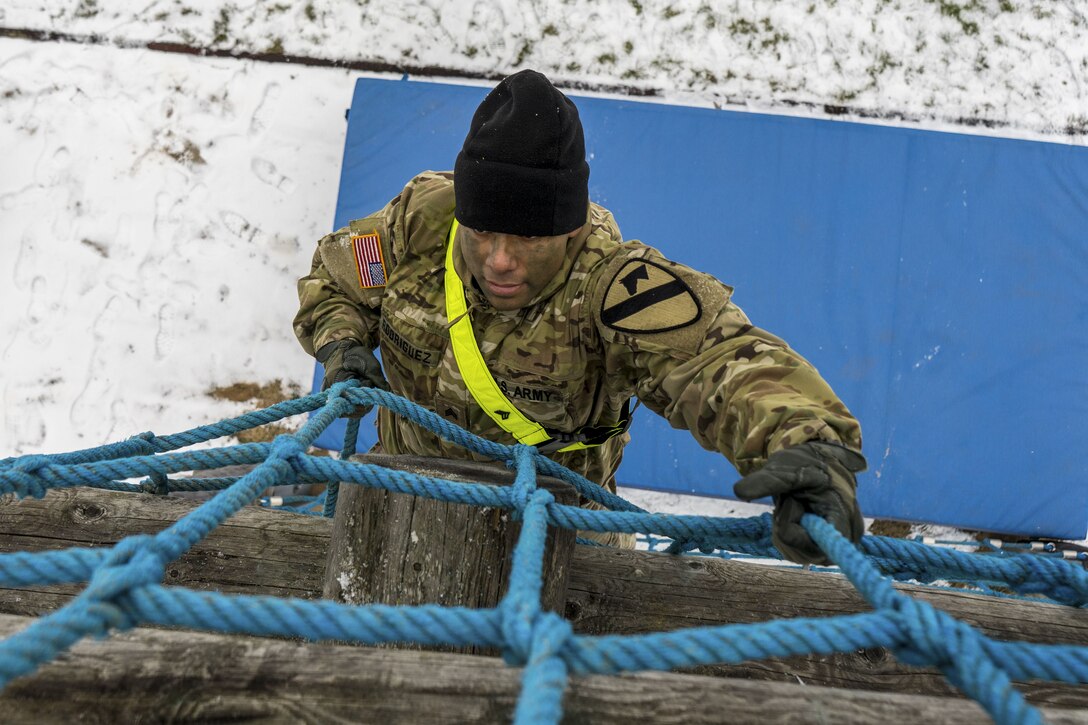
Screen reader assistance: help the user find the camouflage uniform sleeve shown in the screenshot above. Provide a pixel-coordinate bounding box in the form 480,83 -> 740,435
592,244 -> 862,476
293,196 -> 403,356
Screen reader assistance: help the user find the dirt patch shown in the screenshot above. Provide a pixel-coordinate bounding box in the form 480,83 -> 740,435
206,379 -> 303,443
869,519 -> 912,539
208,379 -> 301,407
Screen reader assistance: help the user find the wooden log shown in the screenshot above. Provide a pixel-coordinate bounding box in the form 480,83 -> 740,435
0,485 -> 330,615
564,546 -> 1088,707
323,454 -> 576,620
1,613 -> 1084,724
1,488 -> 1087,708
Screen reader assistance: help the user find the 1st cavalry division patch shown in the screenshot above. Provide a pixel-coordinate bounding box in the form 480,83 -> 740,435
351,232 -> 387,288
601,259 -> 701,333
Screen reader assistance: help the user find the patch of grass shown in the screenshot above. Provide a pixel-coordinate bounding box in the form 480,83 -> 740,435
212,6 -> 232,45
465,45 -> 478,58
542,23 -> 558,36
628,0 -> 643,14
596,52 -> 617,65
623,40 -> 634,54
729,18 -> 758,34
266,37 -> 285,55
761,30 -> 790,50
1067,114 -> 1088,135
514,39 -> 534,66
663,5 -> 681,19
998,0 -> 1015,10
304,2 -> 317,21
729,17 -> 789,54
698,3 -> 716,29
693,68 -> 718,84
868,51 -> 900,79
74,0 -> 99,19
931,0 -> 982,35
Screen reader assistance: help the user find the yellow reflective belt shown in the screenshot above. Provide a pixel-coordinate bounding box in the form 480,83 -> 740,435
444,220 -> 552,447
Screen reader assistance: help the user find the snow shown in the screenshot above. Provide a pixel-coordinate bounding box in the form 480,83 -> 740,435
6,0 -> 1087,140
0,3 -> 1084,536
1,38 -> 352,451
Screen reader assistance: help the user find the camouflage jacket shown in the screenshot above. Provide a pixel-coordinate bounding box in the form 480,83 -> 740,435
294,171 -> 862,497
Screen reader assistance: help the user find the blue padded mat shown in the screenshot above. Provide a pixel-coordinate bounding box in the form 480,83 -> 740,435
311,77 -> 1088,539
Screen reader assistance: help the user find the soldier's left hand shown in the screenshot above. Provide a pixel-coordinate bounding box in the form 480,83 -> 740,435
733,441 -> 866,565
315,340 -> 391,417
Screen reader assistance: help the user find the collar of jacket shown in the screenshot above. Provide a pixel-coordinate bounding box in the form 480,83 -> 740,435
450,206 -> 595,316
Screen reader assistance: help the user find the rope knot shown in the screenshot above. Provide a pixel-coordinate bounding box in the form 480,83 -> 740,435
140,471 -> 170,495
318,380 -> 357,420
503,610 -> 574,667
5,455 -> 51,499
888,596 -> 972,668
325,380 -> 357,398
507,445 -> 544,518
346,385 -> 381,411
13,454 -> 49,474
128,431 -> 159,455
270,434 -> 306,463
82,535 -> 170,629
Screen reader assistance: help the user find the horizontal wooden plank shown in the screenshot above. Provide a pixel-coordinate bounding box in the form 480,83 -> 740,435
1,487 -> 1086,708
564,546 -> 1088,705
2,613 -> 1084,724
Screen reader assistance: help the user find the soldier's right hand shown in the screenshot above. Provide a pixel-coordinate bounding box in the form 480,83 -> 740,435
315,340 -> 391,415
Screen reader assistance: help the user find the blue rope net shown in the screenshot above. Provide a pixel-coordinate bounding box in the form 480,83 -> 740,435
0,381 -> 1086,724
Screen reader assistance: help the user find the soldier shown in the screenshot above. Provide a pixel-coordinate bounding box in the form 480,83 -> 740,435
294,70 -> 865,564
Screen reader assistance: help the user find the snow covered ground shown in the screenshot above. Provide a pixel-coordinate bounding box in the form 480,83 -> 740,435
7,0 -> 1088,140
1,2 -> 1084,531
1,38 -> 350,452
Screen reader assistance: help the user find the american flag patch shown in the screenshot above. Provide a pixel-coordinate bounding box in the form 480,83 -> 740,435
351,233 -> 387,288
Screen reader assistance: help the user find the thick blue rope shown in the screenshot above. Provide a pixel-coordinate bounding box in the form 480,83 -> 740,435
1,383 -> 1086,725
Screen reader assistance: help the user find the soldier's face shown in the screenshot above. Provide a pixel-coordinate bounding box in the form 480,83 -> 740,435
459,225 -> 582,310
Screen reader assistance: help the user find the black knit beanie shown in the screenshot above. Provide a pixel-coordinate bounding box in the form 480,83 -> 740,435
455,70 -> 590,237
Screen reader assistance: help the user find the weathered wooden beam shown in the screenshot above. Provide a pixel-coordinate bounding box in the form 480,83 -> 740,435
324,455 -> 576,614
0,485 -> 330,610
1,613 -> 1084,724
1,487 -> 1086,708
565,546 -> 1088,707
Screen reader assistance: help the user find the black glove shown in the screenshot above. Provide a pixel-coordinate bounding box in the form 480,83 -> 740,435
733,441 -> 865,565
315,340 -> 390,414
